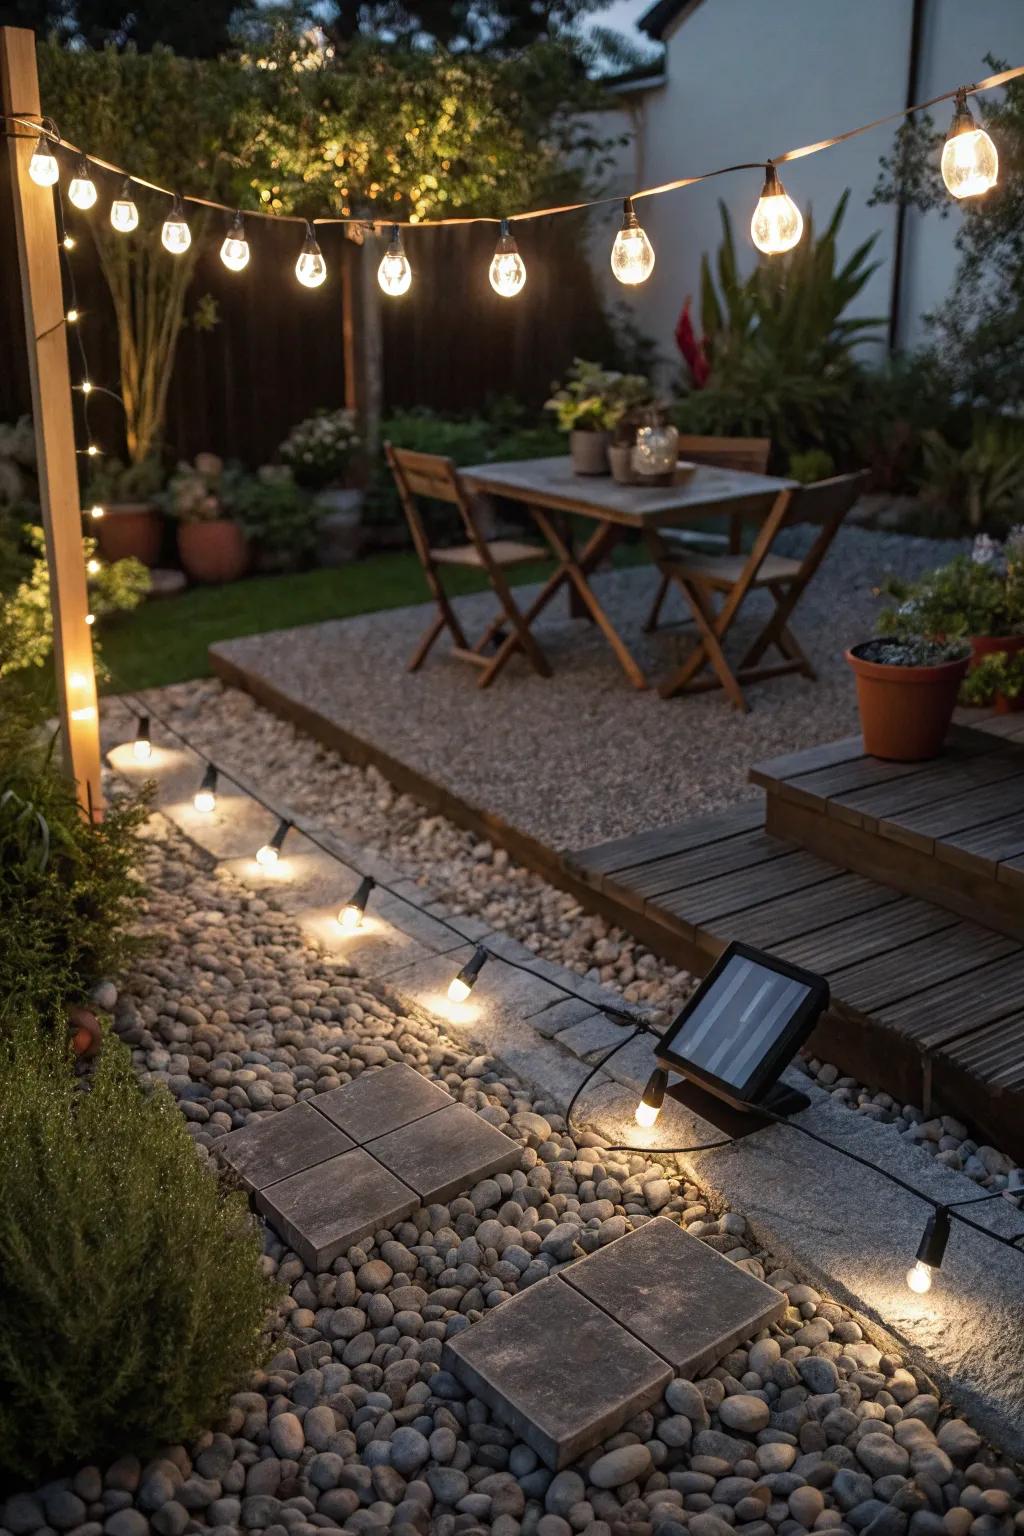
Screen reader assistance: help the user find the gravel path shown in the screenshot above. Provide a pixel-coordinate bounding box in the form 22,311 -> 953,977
6,808 -> 1020,1536
210,526 -> 968,851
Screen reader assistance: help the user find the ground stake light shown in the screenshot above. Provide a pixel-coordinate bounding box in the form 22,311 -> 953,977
193,763 -> 218,814
448,946 -> 489,1003
256,818 -> 291,866
906,1207 -> 950,1294
132,716 -> 152,763
635,1067 -> 668,1128
338,874 -> 375,932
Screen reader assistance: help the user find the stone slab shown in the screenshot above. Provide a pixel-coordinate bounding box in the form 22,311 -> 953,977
255,1147 -> 419,1270
561,1216 -> 786,1376
218,1101 -> 355,1193
311,1061 -> 454,1143
366,1102 -> 519,1203
443,1275 -> 672,1469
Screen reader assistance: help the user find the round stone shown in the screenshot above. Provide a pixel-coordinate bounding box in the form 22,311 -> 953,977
718,1395 -> 771,1434
588,1444 -> 652,1488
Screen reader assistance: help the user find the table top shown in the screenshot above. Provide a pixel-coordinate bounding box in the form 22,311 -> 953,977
460,455 -> 796,529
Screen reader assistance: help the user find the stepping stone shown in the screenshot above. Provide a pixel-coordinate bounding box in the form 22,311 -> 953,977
443,1275 -> 671,1469
560,1217 -> 786,1377
218,1101 -> 355,1193
366,1102 -> 519,1203
312,1061 -> 454,1143
255,1148 -> 418,1270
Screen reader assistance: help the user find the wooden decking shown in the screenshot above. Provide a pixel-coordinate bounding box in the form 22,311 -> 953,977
569,717 -> 1024,1160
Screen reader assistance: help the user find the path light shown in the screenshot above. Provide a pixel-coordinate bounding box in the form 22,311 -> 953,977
110,179 -> 139,233
161,195 -> 191,255
338,874 -> 375,932
635,1067 -> 668,1128
907,1207 -> 950,1293
611,197 -> 655,285
220,213 -> 250,272
132,716 -> 152,763
448,946 -> 488,1003
295,223 -> 327,288
193,763 -> 218,813
378,225 -> 412,297
29,134 -> 59,186
68,156 -> 97,210
489,219 -> 527,298
750,162 -> 803,255
941,88 -> 998,199
256,818 -> 291,866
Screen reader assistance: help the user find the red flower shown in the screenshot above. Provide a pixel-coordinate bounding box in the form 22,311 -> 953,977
675,297 -> 710,388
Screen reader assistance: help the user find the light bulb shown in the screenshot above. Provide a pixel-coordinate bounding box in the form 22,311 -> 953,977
611,197 -> 655,285
193,763 -> 218,814
906,1208 -> 949,1295
448,976 -> 471,1003
90,504 -> 104,519
86,444 -> 99,456
86,557 -> 100,575
447,947 -> 488,1002
29,136 -> 59,187
79,380 -> 93,395
751,163 -> 803,255
68,157 -> 97,210
635,1067 -> 668,1128
132,716 -> 152,762
295,223 -> 327,288
85,613 -> 95,626
489,219 -> 526,298
378,225 -> 412,297
906,1261 -> 933,1295
338,875 -> 375,933
220,213 -> 250,272
941,90 -> 998,199
256,817 -> 290,866
110,180 -> 139,233
66,308 -> 79,324
161,197 -> 191,255
63,235 -> 76,251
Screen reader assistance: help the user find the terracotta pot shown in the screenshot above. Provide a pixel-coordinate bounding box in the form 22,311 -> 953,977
846,641 -> 970,762
995,691 -> 1024,714
569,429 -> 611,476
67,1005 -> 102,1058
177,519 -> 250,584
93,502 -> 163,566
969,633 -> 1024,668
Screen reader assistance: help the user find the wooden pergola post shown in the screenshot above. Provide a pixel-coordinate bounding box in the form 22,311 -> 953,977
2,25 -> 102,819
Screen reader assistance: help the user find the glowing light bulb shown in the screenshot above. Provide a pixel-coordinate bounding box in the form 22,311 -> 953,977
161,197 -> 191,255
906,1208 -> 949,1295
85,613 -> 95,626
68,157 -> 97,210
66,308 -> 79,324
489,219 -> 526,298
133,716 -> 152,762
63,235 -> 76,250
906,1261 -> 933,1295
378,225 -> 412,297
90,504 -> 104,519
79,380 -> 93,395
635,1067 -> 668,1128
941,89 -> 998,199
447,946 -> 488,1003
220,213 -> 250,272
256,817 -> 290,866
750,163 -> 803,255
29,135 -> 59,187
194,763 -> 218,814
611,197 -> 655,285
110,180 -> 139,233
86,557 -> 100,575
338,875 -> 375,933
294,223 -> 326,287
86,444 -> 99,457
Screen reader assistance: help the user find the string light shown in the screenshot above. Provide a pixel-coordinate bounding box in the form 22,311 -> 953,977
220,213 -> 250,273
378,225 -> 412,297
63,234 -> 76,251
447,946 -> 488,1003
635,1067 -> 668,1128
85,612 -> 95,626
610,197 -> 655,285
110,178 -> 139,233
193,763 -> 218,814
295,223 -> 326,288
906,1207 -> 950,1293
66,307 -> 79,324
338,874 -> 375,932
78,380 -> 93,395
750,162 -> 803,255
29,134 -> 59,187
941,87 -> 999,199
86,557 -> 100,575
161,195 -> 191,255
89,504 -> 104,519
86,444 -> 100,456
256,817 -> 291,866
488,219 -> 526,298
132,716 -> 152,762
68,155 -> 97,210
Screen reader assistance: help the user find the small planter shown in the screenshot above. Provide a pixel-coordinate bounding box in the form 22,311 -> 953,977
570,430 -> 611,476
315,488 -> 364,567
995,690 -> 1024,714
846,639 -> 970,762
177,519 -> 250,584
67,1005 -> 102,1059
969,633 -> 1024,667
608,444 -> 639,485
93,502 -> 163,567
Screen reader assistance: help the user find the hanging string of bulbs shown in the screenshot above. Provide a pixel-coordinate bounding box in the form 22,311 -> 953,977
8,61 -> 1020,303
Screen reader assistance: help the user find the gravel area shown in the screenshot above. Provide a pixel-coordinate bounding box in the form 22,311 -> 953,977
6,808 -> 1021,1536
210,526 -> 967,851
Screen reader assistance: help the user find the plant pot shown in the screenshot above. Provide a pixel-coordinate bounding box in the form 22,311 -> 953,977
969,633 -> 1024,668
608,444 -> 638,485
995,691 -> 1024,714
846,641 -> 970,762
569,430 -> 611,476
315,488 -> 365,566
67,1005 -> 102,1059
93,502 -> 163,567
177,519 -> 250,584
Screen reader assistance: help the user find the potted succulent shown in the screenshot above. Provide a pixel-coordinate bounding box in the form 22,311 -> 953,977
960,649 -> 1024,714
279,408 -> 362,565
86,456 -> 165,567
545,359 -> 653,476
879,532 -> 1024,667
166,453 -> 249,584
846,636 -> 971,761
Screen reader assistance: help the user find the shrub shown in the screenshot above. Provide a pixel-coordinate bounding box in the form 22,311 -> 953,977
918,415 -> 1024,534
0,1015 -> 279,1482
879,545 -> 1024,642
228,466 -> 320,570
279,409 -> 360,492
788,449 -> 836,484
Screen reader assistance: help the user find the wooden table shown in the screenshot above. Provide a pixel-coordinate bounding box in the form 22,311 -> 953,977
461,455 -> 795,690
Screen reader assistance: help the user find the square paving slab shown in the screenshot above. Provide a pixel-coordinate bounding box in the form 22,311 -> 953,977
560,1217 -> 786,1376
255,1147 -> 418,1270
311,1061 -> 454,1143
217,1101 -> 355,1193
366,1101 -> 519,1203
443,1275 -> 671,1469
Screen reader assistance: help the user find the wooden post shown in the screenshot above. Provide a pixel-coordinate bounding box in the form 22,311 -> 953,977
2,25 -> 102,819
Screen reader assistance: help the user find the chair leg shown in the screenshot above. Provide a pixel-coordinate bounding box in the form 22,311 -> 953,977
658,581 -> 748,711
644,573 -> 671,633
407,612 -> 446,672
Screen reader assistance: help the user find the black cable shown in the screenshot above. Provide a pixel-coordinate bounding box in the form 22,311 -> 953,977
563,1029 -> 732,1155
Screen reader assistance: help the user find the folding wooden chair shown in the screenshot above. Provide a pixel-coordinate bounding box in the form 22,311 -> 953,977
653,471 -> 869,711
644,435 -> 772,633
385,444 -> 552,689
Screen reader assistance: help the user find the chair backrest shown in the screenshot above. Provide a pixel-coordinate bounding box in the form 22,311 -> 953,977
678,435 -> 772,475
385,444 -> 463,507
785,470 -> 870,527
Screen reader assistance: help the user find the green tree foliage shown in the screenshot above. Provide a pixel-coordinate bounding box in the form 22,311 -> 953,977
321,0 -> 605,50
0,0 -> 236,54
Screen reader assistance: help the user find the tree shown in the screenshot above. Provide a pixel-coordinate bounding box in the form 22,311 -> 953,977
309,0 -> 606,52
0,0 -> 236,54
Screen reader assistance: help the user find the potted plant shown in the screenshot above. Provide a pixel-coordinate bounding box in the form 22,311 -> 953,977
227,465 -> 319,573
166,454 -> 249,584
960,649 -> 1024,714
545,359 -> 653,476
879,533 -> 1024,666
280,408 -> 363,565
86,456 -> 165,566
846,636 -> 971,761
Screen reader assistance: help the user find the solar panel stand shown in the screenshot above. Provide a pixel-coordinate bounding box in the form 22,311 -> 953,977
663,1073 -> 811,1141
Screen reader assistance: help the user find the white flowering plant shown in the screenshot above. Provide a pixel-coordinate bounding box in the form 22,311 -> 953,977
279,409 -> 360,490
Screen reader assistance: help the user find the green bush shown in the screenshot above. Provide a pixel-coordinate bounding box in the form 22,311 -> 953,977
226,466 -> 320,570
879,551 -> 1024,641
788,449 -> 836,484
918,415 -> 1024,534
0,1016 -> 279,1482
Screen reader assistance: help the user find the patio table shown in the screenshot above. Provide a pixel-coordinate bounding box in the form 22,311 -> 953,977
460,454 -> 796,690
